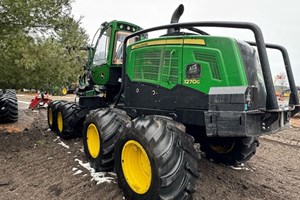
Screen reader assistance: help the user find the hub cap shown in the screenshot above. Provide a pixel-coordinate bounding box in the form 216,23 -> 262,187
121,140 -> 152,194
87,124 -> 100,158
62,87 -> 67,95
57,111 -> 63,133
210,143 -> 235,154
48,109 -> 53,126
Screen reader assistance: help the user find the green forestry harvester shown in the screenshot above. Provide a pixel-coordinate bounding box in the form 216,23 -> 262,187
0,89 -> 18,123
47,4 -> 300,199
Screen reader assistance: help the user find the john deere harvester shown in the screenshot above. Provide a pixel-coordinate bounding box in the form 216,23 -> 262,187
48,4 -> 300,199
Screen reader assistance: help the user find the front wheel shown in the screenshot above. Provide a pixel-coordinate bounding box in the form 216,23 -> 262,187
200,136 -> 259,166
83,108 -> 130,171
114,116 -> 200,200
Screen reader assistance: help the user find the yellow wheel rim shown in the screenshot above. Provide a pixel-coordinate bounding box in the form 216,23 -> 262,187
210,143 -> 235,154
62,87 -> 67,95
121,140 -> 152,194
57,111 -> 63,133
87,124 -> 100,158
48,109 -> 53,126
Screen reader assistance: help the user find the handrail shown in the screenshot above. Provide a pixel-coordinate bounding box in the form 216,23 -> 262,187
248,41 -> 299,116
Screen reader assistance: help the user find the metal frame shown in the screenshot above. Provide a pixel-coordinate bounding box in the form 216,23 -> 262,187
247,41 -> 300,116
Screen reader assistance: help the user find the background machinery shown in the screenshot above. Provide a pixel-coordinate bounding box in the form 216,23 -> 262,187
29,92 -> 52,110
0,89 -> 18,123
47,4 -> 299,199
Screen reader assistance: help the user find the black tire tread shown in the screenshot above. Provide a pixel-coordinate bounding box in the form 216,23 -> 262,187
83,108 -> 131,171
56,102 -> 78,139
200,136 -> 259,166
0,89 -> 18,123
47,100 -> 68,131
115,116 -> 200,200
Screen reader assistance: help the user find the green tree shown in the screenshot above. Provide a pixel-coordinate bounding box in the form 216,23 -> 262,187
0,0 -> 72,36
0,0 -> 88,90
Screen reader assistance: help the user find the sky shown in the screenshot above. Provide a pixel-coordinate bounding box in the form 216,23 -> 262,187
71,0 -> 300,86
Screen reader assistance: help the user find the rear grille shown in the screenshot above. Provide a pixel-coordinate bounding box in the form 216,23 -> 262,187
133,49 -> 179,84
194,51 -> 221,80
134,51 -> 161,81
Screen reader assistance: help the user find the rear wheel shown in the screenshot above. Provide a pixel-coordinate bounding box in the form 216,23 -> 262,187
114,116 -> 200,200
83,108 -> 130,171
0,89 -> 18,123
47,100 -> 67,132
57,102 -> 78,139
200,136 -> 259,166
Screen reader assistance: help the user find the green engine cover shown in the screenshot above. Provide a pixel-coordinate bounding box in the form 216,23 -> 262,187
126,35 -> 249,94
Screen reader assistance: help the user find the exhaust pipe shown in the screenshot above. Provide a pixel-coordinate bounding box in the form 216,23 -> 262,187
167,4 -> 184,34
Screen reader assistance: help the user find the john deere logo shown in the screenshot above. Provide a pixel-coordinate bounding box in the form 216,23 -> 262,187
186,63 -> 201,79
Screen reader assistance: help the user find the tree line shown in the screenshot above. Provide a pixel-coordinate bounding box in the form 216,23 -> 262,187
0,0 -> 89,91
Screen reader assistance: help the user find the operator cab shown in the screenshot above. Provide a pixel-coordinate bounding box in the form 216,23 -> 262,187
77,21 -> 143,100
91,21 -> 143,87
92,21 -> 142,66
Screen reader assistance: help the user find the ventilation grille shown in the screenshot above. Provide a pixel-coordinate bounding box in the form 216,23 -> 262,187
133,49 -> 178,84
134,51 -> 161,81
194,51 -> 221,80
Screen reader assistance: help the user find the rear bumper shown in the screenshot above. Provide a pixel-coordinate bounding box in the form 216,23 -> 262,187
204,85 -> 298,137
205,111 -> 261,137
204,109 -> 292,137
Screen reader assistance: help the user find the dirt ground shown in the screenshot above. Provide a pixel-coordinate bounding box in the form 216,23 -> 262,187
0,94 -> 299,200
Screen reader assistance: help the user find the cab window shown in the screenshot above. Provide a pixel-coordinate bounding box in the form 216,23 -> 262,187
113,31 -> 138,64
93,28 -> 111,66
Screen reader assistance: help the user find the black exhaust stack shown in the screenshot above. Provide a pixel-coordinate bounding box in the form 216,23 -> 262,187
167,4 -> 184,34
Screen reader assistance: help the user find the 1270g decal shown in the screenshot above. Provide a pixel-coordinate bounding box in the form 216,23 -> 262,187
184,79 -> 200,84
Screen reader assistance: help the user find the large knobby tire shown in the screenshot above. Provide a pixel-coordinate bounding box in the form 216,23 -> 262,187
114,116 -> 200,200
83,108 -> 130,171
47,100 -> 67,132
56,102 -> 79,139
200,136 -> 259,166
0,89 -> 18,123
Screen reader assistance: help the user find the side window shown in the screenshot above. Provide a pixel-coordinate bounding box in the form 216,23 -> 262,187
113,31 -> 139,65
113,31 -> 130,65
93,28 -> 111,66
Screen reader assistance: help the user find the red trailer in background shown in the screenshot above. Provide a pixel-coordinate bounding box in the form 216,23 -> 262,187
29,92 -> 52,109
